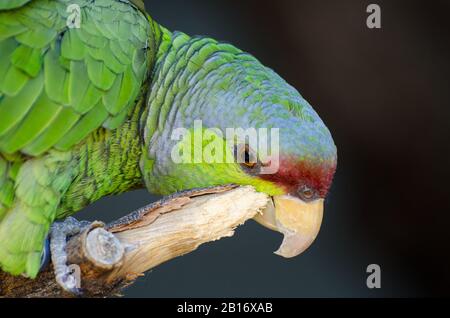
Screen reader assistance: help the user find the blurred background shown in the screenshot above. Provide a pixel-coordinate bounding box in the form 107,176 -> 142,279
78,0 -> 450,297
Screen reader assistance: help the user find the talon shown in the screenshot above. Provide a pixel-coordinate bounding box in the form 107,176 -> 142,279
58,269 -> 83,296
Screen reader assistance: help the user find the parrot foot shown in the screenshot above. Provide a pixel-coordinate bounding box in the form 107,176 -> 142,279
49,217 -> 90,295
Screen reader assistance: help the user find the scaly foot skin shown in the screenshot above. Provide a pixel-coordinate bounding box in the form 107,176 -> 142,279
49,217 -> 90,295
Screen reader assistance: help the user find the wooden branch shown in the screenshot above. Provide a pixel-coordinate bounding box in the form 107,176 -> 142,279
0,186 -> 269,298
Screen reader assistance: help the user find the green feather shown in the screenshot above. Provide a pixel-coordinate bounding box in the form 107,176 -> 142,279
132,21 -> 148,43
0,38 -> 18,89
85,54 -> 116,90
0,0 -> 31,10
55,101 -> 109,150
78,26 -> 108,49
15,27 -> 57,49
87,45 -> 126,74
103,21 -> 121,42
0,158 -> 5,177
8,160 -> 21,180
68,61 -> 102,113
0,92 -> 62,154
102,67 -> 136,115
22,107 -> 80,156
1,65 -> 29,97
110,40 -> 131,64
61,30 -> 85,61
10,45 -> 42,77
117,21 -> 132,40
0,22 -> 27,41
0,72 -> 43,137
132,47 -> 147,80
44,46 -> 70,105
103,105 -> 130,129
0,181 -> 14,213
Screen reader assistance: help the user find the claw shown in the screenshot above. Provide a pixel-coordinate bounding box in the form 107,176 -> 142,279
56,266 -> 83,296
49,217 -> 89,295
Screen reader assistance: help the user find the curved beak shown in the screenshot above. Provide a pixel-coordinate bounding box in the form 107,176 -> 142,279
253,195 -> 324,258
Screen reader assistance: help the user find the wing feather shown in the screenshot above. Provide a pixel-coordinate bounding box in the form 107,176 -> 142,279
0,0 -> 159,156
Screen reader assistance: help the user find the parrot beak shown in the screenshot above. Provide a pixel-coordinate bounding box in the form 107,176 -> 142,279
254,195 -> 324,258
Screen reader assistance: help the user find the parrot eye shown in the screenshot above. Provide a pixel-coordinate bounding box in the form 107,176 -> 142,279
298,185 -> 316,201
235,144 -> 259,171
243,148 -> 256,168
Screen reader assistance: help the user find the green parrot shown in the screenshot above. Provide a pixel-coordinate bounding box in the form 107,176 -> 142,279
0,0 -> 337,291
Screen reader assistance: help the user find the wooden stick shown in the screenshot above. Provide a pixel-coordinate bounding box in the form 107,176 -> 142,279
0,186 -> 268,297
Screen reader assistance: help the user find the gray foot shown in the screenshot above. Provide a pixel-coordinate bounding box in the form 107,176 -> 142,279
50,217 -> 90,295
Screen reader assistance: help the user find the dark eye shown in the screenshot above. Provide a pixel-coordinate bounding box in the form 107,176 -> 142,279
236,144 -> 258,169
243,149 -> 256,168
298,185 -> 316,201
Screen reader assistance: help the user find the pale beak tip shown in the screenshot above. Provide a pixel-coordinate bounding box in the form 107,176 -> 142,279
273,233 -> 316,258
274,248 -> 295,258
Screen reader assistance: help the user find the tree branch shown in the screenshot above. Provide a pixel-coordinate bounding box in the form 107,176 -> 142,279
0,186 -> 269,297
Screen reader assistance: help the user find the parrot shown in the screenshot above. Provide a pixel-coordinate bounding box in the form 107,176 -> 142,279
0,0 -> 337,292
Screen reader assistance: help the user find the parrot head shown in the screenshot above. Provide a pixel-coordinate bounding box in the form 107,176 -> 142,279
142,38 -> 337,258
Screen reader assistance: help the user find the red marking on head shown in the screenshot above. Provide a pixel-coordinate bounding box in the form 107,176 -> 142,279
260,156 -> 337,198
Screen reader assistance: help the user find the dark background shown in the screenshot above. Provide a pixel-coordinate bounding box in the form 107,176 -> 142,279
78,0 -> 450,297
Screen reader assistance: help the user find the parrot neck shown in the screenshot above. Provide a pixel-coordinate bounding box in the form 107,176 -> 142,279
59,100 -> 146,215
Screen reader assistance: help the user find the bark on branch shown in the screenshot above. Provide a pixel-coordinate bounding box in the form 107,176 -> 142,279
0,185 -> 269,297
